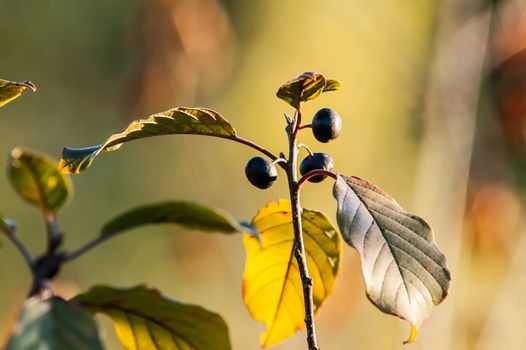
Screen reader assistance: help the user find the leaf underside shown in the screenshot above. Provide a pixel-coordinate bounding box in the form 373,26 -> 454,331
276,72 -> 341,108
6,297 -> 103,350
333,174 -> 451,343
8,147 -> 72,213
101,200 -> 259,239
242,199 -> 341,348
74,285 -> 232,350
60,107 -> 236,174
0,79 -> 36,107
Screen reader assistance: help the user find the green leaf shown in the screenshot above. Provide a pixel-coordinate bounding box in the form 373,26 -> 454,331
242,200 -> 341,348
0,212 -> 16,234
332,175 -> 451,344
74,285 -> 232,350
8,148 -> 73,213
0,79 -> 36,107
276,72 -> 326,108
101,200 -> 259,239
6,296 -> 104,350
60,107 -> 237,174
322,79 -> 342,92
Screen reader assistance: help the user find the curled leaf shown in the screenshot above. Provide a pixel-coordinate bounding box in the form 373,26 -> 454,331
243,199 -> 341,348
333,174 -> 451,343
8,148 -> 72,213
276,72 -> 326,108
0,79 -> 36,107
276,72 -> 341,108
74,285 -> 232,350
60,107 -> 236,174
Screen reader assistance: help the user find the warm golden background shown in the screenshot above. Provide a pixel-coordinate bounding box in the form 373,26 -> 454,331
1,0 -> 525,349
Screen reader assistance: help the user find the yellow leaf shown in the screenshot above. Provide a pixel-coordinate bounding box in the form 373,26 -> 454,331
0,79 -> 36,107
243,200 -> 341,348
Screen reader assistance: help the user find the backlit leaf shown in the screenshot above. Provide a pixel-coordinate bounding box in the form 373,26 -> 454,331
8,148 -> 72,213
60,107 -> 236,174
322,79 -> 342,92
0,79 -> 36,107
276,72 -> 326,108
332,175 -> 451,343
101,200 -> 259,239
243,199 -> 341,348
6,297 -> 103,350
74,285 -> 232,350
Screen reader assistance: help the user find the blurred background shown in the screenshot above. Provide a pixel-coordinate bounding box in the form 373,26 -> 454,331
1,0 -> 525,349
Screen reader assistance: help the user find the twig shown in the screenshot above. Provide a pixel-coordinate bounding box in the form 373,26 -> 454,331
63,234 -> 113,263
4,230 -> 34,271
286,102 -> 319,350
296,169 -> 337,191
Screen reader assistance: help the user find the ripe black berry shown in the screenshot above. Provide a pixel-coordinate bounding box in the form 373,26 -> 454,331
312,108 -> 342,143
299,152 -> 334,183
245,156 -> 278,189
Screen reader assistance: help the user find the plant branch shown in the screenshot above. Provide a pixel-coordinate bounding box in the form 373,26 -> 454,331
62,234 -> 114,263
296,169 -> 337,191
298,143 -> 314,156
3,229 -> 34,272
44,213 -> 62,254
286,102 -> 319,350
220,135 -> 287,170
298,124 -> 312,130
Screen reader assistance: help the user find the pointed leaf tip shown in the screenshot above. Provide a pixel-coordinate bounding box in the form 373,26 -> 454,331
333,174 -> 451,342
403,324 -> 418,344
0,79 -> 36,107
60,107 -> 236,174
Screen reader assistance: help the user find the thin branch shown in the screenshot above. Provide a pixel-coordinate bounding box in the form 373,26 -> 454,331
298,124 -> 312,130
296,169 -> 337,191
286,102 -> 319,350
219,135 -> 287,170
44,213 -> 62,254
63,234 -> 114,263
297,143 -> 314,157
272,158 -> 288,166
4,230 -> 34,271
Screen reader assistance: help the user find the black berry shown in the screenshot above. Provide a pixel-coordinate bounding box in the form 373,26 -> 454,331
245,156 -> 278,189
312,108 -> 342,143
299,152 -> 334,183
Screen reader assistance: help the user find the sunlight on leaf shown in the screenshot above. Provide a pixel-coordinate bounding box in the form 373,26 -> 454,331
74,285 -> 232,350
6,297 -> 103,350
60,107 -> 236,174
322,79 -> 342,92
333,175 -> 451,343
0,79 -> 36,108
276,72 -> 341,108
243,199 -> 341,348
8,148 -> 72,213
101,200 -> 259,239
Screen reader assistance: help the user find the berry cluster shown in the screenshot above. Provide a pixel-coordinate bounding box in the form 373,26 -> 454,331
245,108 -> 342,189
